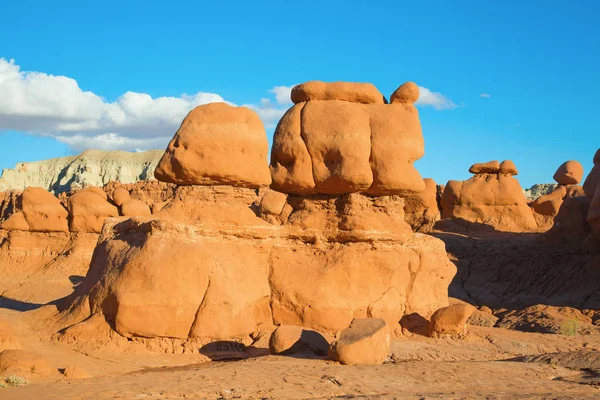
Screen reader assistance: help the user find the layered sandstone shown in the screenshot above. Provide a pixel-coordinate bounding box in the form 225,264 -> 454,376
0,150 -> 163,194
53,83 -> 456,343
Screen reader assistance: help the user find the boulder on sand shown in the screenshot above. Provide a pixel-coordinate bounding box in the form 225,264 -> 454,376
329,318 -> 390,365
269,325 -> 329,356
429,304 -> 476,337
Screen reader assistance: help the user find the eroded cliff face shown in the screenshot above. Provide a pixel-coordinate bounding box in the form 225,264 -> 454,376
0,149 -> 163,194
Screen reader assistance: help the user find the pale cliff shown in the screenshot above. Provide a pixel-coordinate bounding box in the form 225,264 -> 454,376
0,149 -> 163,194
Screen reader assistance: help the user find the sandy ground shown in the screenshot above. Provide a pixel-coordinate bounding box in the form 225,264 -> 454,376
1,303 -> 599,399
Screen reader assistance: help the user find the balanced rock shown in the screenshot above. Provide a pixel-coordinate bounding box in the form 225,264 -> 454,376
329,318 -> 390,365
68,189 -> 119,233
390,82 -> 420,104
554,160 -> 584,185
120,199 -> 151,217
154,102 -> 271,188
499,160 -> 518,175
270,81 -> 425,195
469,160 -> 500,174
429,304 -> 476,337
111,187 -> 131,207
441,164 -> 537,232
269,325 -> 329,356
291,81 -> 386,104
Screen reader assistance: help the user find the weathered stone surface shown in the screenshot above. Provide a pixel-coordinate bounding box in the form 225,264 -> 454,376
269,325 -> 329,356
390,82 -> 419,104
499,160 -> 518,176
441,173 -> 537,232
291,81 -> 386,104
588,184 -> 600,233
469,160 -> 500,174
429,304 -> 476,336
154,102 -> 271,188
68,190 -> 119,233
403,178 -> 440,232
111,188 -> 131,207
120,199 -> 151,217
270,81 -> 425,196
583,149 -> 600,197
329,318 -> 390,365
554,160 -> 584,185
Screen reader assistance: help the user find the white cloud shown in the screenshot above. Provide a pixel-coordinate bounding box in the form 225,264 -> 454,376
480,93 -> 492,98
269,85 -> 295,105
416,86 -> 457,110
0,58 -> 291,151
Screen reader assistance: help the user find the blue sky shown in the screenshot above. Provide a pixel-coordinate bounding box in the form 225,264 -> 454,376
0,0 -> 598,187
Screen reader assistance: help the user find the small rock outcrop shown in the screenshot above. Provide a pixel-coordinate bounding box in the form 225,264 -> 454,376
1,187 -> 68,232
154,102 -> 271,188
441,160 -> 537,232
329,318 -> 390,365
429,304 -> 476,337
68,188 -> 119,233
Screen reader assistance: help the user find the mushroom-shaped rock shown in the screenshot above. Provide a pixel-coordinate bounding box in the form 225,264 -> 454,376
121,199 -> 151,217
429,304 -> 476,337
329,318 -> 390,365
112,187 -> 131,207
469,160 -> 500,174
1,211 -> 29,231
554,161 -> 584,185
291,81 -> 386,104
499,160 -> 518,175
154,102 -> 271,188
68,190 -> 119,233
390,82 -> 419,104
269,325 -> 329,356
20,187 -> 69,232
270,81 -> 426,195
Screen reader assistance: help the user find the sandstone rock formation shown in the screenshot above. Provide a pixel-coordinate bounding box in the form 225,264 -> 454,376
329,318 -> 390,365
530,182 -> 585,231
1,187 -> 68,232
154,102 -> 271,188
270,81 -> 425,195
291,81 -> 386,104
523,183 -> 558,201
441,161 -> 537,232
68,189 -> 119,233
0,150 -> 163,194
120,199 -> 151,217
583,149 -> 600,197
53,86 -> 456,344
403,178 -> 441,232
269,325 -> 329,356
554,160 -> 584,185
111,188 -> 131,207
429,304 -> 475,337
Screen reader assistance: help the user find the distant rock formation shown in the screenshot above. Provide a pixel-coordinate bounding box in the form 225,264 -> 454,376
523,183 -> 557,201
0,149 -> 163,194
